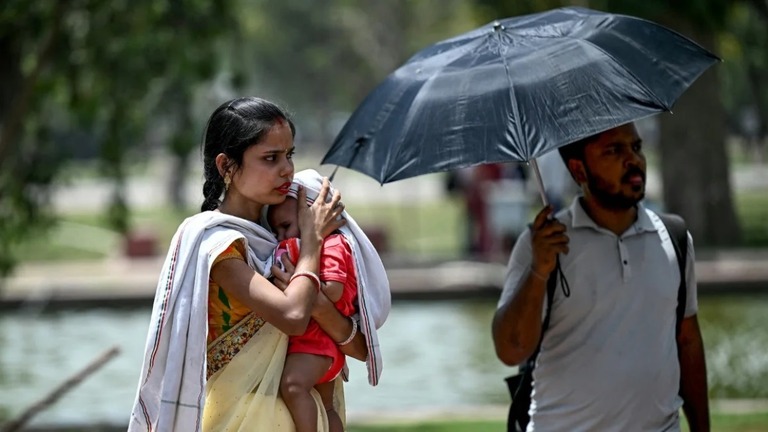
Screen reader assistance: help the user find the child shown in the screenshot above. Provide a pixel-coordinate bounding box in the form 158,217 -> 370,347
267,169 -> 390,432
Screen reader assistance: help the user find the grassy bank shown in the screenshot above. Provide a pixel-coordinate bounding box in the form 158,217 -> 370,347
346,411 -> 768,432
736,190 -> 768,247
10,188 -> 768,263
11,200 -> 467,262
6,410 -> 768,431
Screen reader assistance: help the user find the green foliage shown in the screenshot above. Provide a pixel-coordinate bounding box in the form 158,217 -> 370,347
735,190 -> 768,247
719,2 -> 768,138
472,0 -> 566,22
238,0 -> 479,145
596,0 -> 730,31
0,150 -> 58,274
0,0 -> 237,274
472,0 -> 767,141
473,0 -> 732,41
348,420 -> 504,432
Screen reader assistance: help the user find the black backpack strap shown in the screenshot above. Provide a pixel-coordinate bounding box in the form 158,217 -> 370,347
507,267 -> 558,432
538,268 -> 559,355
521,265 -> 559,371
657,212 -> 688,336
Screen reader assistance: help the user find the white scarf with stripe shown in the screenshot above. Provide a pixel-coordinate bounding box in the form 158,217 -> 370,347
128,211 -> 277,432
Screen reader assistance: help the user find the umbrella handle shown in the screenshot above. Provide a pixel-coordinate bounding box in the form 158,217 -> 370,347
329,165 -> 340,182
530,158 -> 550,208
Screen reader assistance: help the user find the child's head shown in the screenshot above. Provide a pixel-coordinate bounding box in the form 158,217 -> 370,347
267,197 -> 301,241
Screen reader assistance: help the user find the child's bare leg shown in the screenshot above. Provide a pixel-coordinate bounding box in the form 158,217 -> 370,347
280,353 -> 332,432
317,381 -> 343,432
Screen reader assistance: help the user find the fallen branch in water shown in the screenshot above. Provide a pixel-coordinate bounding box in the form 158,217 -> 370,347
1,345 -> 121,432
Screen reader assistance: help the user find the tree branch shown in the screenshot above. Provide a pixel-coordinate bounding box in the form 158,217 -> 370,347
0,346 -> 121,432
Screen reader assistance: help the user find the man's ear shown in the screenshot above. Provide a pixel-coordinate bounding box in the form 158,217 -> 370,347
568,159 -> 587,185
215,153 -> 230,178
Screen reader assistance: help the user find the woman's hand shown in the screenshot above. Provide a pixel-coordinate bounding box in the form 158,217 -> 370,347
296,178 -> 346,250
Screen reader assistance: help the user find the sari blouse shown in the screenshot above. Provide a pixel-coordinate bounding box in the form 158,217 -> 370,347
207,239 -> 252,344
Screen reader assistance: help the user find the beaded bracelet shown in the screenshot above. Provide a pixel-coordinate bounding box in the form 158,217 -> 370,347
289,271 -> 322,293
337,316 -> 358,346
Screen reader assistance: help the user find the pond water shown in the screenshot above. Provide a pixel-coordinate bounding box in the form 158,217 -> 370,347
1,296 -> 767,427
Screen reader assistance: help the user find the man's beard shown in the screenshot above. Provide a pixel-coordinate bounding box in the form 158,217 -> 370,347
584,165 -> 645,210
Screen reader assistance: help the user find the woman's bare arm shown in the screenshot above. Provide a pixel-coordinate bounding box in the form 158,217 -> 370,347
211,258 -> 318,336
312,292 -> 368,361
272,259 -> 368,362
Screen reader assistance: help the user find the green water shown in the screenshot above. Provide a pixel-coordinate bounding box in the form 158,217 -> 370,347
0,295 -> 765,426
699,295 -> 768,399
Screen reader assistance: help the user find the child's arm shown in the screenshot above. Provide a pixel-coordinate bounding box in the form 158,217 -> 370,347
321,280 -> 344,303
318,236 -> 347,304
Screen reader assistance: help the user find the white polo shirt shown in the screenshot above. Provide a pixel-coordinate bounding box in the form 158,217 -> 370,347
497,197 -> 697,432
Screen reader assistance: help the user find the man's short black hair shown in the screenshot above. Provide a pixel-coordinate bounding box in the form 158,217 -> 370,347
557,135 -> 591,164
557,132 -> 602,181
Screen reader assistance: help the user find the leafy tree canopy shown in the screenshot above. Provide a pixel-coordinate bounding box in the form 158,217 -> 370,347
0,0 -> 236,275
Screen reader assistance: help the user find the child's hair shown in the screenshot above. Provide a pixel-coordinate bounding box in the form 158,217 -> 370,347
200,97 -> 295,211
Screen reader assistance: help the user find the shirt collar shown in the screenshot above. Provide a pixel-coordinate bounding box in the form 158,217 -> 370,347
567,196 -> 658,236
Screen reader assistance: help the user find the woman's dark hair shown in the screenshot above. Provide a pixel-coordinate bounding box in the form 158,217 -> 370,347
201,97 -> 296,211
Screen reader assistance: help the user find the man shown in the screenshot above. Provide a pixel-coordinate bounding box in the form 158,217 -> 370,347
492,123 -> 710,431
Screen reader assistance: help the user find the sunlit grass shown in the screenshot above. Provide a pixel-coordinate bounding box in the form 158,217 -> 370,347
345,411 -> 768,432
699,295 -> 768,399
11,199 -> 466,262
10,207 -> 193,262
346,197 -> 464,258
707,411 -> 768,431
736,190 -> 768,247
348,420 -> 502,432
9,186 -> 768,263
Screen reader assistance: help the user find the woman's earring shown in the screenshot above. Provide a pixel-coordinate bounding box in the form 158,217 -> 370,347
224,174 -> 231,192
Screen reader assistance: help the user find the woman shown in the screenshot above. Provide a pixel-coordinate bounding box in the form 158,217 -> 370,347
128,97 -> 368,432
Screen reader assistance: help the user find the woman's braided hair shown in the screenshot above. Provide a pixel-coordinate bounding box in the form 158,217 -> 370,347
200,97 -> 295,212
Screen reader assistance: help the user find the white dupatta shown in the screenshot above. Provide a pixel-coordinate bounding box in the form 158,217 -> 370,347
128,211 -> 278,432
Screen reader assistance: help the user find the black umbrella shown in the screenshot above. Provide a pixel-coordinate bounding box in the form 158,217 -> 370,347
322,6 -> 719,202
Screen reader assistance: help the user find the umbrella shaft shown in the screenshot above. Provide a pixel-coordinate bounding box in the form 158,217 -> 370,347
530,158 -> 550,208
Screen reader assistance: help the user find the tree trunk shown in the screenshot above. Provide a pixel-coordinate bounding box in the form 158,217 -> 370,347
0,36 -> 23,129
659,24 -> 741,247
166,85 -> 194,211
746,64 -> 768,161
0,2 -> 66,167
168,151 -> 190,211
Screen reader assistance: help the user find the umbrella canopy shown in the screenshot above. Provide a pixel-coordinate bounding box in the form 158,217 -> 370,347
322,7 -> 719,184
